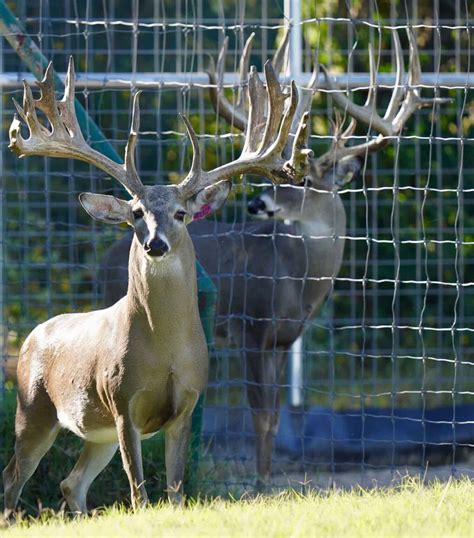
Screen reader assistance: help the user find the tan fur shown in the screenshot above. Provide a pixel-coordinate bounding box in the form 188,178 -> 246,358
3,225 -> 208,517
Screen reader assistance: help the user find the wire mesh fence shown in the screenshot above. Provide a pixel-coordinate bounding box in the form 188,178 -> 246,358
1,0 -> 473,505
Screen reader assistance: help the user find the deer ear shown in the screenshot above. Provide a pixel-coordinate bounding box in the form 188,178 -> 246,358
186,180 -> 231,221
333,156 -> 363,188
79,193 -> 131,224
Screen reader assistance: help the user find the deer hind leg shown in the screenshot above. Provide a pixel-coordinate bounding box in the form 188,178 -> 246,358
246,348 -> 288,491
60,442 -> 118,513
3,397 -> 59,521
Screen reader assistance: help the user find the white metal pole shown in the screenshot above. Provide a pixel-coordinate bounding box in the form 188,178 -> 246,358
284,0 -> 302,81
289,336 -> 304,407
0,72 -> 468,89
285,0 -> 305,408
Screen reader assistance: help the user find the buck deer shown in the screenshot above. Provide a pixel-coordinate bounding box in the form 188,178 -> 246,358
102,29 -> 447,488
3,54 -> 310,518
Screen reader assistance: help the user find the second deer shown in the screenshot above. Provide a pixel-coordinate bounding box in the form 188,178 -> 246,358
101,29 -> 448,488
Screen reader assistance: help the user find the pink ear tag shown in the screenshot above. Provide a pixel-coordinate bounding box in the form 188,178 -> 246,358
192,204 -> 212,221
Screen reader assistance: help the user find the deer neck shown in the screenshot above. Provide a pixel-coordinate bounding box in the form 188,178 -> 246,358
293,192 -> 346,239
125,233 -> 199,333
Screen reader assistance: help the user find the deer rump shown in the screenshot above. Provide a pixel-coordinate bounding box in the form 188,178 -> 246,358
102,219 -> 344,350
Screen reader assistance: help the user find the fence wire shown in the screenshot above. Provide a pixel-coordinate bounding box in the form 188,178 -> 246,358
1,0 -> 473,500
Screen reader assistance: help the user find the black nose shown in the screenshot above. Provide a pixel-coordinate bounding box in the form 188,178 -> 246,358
248,197 -> 266,214
145,237 -> 169,257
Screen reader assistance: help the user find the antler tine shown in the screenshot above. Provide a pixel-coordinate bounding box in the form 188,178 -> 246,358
207,37 -> 247,131
237,32 -> 256,110
313,28 -> 452,184
9,57 -> 144,197
217,36 -> 228,86
125,91 -> 141,165
35,61 -> 70,139
123,91 -> 146,195
272,26 -> 290,75
285,110 -> 314,180
332,109 -> 344,139
329,110 -> 357,151
56,57 -> 85,144
285,52 -> 319,158
178,63 -> 310,195
181,115 -> 202,173
391,28 -> 451,132
365,43 -> 377,111
242,66 -> 267,154
273,80 -> 299,154
384,29 -> 404,121
257,61 -> 289,153
307,50 -> 320,91
208,26 -> 291,134
12,82 -> 42,137
341,117 -> 357,139
179,114 -> 203,195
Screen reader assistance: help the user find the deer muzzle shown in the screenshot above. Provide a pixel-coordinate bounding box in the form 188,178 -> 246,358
247,197 -> 267,215
145,237 -> 170,258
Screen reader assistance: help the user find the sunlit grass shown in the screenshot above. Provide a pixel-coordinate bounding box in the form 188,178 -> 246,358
3,477 -> 473,538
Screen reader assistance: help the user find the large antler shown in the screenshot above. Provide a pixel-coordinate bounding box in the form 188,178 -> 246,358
207,29 -> 291,132
313,28 -> 451,184
9,57 -> 144,197
180,59 -> 313,196
207,28 -> 318,160
176,28 -> 319,196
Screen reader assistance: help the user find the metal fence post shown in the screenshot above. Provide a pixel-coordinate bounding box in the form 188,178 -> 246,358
284,0 -> 305,408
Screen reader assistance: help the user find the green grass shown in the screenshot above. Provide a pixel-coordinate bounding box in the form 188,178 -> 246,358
3,478 -> 473,538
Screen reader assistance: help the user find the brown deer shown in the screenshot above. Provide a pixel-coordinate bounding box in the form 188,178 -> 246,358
100,29 -> 448,488
3,55 -> 309,519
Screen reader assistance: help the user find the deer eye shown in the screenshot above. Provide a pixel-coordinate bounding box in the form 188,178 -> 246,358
133,208 -> 144,220
174,210 -> 186,222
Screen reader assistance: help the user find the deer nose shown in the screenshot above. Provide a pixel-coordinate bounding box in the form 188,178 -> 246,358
145,237 -> 169,257
247,197 -> 266,214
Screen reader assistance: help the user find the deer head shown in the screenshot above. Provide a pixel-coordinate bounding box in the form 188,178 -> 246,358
208,28 -> 450,223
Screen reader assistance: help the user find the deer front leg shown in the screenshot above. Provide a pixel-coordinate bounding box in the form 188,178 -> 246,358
115,415 -> 148,508
164,413 -> 192,504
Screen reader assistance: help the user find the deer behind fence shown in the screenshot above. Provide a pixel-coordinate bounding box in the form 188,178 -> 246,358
100,29 -> 448,487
